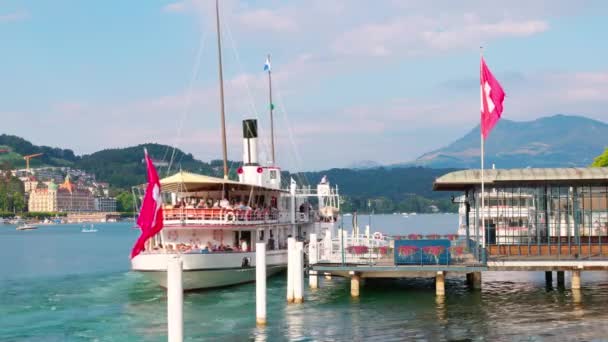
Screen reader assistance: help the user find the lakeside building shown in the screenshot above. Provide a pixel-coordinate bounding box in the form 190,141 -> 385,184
433,167 -> 608,259
28,176 -> 95,212
94,197 -> 117,212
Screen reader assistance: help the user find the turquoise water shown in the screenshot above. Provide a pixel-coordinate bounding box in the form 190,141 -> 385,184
2,216 -> 608,341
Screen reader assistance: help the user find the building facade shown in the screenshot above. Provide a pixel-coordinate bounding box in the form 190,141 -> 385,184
434,167 -> 608,260
94,197 -> 117,212
28,176 -> 95,212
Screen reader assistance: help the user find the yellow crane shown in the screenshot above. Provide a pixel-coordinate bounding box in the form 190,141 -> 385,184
23,153 -> 43,171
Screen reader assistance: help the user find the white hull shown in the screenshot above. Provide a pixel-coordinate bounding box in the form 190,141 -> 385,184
138,265 -> 285,290
131,250 -> 287,290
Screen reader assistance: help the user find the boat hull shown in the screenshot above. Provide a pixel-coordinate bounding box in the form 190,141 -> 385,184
131,250 -> 288,290
138,265 -> 285,290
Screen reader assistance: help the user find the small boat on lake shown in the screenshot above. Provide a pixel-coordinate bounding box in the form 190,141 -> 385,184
16,223 -> 38,231
82,224 -> 98,233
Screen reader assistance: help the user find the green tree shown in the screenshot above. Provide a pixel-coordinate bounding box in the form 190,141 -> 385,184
591,148 -> 608,167
12,191 -> 25,213
116,191 -> 135,213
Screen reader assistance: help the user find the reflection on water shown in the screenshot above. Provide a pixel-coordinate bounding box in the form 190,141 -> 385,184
2,219 -> 608,340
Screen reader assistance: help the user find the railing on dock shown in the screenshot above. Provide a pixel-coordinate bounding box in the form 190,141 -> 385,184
317,234 -> 481,266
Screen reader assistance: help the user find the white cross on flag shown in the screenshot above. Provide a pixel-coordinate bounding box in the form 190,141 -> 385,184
480,57 -> 506,139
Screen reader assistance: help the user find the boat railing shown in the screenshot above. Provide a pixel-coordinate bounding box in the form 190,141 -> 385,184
317,234 -> 393,265
162,207 -> 313,225
317,234 -> 479,266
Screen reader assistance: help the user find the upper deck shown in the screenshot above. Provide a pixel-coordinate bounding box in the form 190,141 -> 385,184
162,207 -> 313,227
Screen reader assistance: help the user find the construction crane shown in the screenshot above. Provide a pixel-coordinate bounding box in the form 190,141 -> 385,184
23,153 -> 43,171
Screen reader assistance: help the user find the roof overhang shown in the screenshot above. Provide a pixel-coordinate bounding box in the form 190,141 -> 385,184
433,167 -> 608,191
155,171 -> 285,193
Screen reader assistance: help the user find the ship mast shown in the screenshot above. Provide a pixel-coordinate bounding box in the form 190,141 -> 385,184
267,54 -> 275,165
216,0 -> 229,179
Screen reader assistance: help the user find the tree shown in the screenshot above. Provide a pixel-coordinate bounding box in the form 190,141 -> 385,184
116,191 -> 135,213
591,148 -> 608,167
12,191 -> 25,213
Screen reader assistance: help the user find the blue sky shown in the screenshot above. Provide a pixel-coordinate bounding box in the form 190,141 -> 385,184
1,0 -> 607,170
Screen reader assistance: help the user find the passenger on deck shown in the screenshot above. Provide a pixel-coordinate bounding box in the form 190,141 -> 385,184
220,198 -> 230,208
240,239 -> 248,252
212,200 -> 220,208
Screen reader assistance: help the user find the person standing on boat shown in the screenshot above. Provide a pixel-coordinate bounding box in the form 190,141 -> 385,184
240,239 -> 248,252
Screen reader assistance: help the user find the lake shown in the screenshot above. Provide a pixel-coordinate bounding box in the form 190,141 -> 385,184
2,214 -> 608,341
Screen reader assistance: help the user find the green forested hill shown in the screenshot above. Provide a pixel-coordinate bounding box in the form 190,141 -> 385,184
77,144 -> 237,188
0,134 -> 78,168
287,167 -> 459,213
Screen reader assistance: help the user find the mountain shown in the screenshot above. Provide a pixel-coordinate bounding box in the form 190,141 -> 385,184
286,166 -> 459,213
77,144 -> 236,189
346,160 -> 382,169
0,136 -> 237,189
0,134 -> 78,168
0,134 -> 460,213
404,115 -> 608,168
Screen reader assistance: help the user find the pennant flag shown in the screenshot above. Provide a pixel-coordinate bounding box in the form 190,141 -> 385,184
480,57 -> 506,139
264,56 -> 271,72
270,103 -> 275,110
130,149 -> 164,258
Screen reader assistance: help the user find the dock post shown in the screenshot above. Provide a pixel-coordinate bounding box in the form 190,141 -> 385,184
571,270 -> 581,290
436,271 -> 445,296
471,272 -> 482,290
256,242 -> 266,326
545,271 -> 553,286
557,271 -> 565,287
308,233 -> 318,289
350,272 -> 360,298
294,241 -> 304,303
286,238 -> 295,303
167,256 -> 183,342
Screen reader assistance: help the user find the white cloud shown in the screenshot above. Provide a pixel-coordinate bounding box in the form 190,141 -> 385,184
333,16 -> 549,57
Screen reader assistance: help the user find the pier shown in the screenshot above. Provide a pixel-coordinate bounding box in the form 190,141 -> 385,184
308,167 -> 608,297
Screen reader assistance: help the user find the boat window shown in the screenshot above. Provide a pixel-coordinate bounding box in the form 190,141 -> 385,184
270,170 -> 277,180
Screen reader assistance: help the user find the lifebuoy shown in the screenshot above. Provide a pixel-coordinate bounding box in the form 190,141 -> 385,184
167,230 -> 179,241
224,211 -> 236,223
372,232 -> 383,240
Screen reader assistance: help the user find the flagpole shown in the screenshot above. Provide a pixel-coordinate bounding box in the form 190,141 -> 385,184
267,54 -> 275,165
216,0 -> 229,180
480,46 -> 486,257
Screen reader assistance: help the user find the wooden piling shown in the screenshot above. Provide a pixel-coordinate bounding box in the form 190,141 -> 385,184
572,270 -> 581,289
286,238 -> 295,303
436,271 -> 445,296
308,233 -> 318,289
167,256 -> 183,342
256,243 -> 266,326
294,241 -> 304,303
557,271 -> 565,287
351,274 -> 360,297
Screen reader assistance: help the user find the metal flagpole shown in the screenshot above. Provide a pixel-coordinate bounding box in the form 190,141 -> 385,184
480,46 -> 486,261
267,54 -> 275,165
216,0 -> 229,180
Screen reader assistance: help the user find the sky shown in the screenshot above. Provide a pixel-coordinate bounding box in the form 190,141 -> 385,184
1,0 -> 608,171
